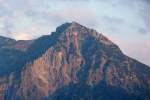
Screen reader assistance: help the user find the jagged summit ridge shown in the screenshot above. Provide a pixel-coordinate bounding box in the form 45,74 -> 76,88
55,22 -> 115,47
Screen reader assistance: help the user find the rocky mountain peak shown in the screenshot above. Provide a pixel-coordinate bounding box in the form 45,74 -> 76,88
0,22 -> 149,100
55,22 -> 115,47
68,21 -> 82,28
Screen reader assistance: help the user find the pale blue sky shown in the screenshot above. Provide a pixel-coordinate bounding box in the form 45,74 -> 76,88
0,0 -> 150,66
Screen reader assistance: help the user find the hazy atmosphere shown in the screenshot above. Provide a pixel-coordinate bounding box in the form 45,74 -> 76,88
0,0 -> 150,66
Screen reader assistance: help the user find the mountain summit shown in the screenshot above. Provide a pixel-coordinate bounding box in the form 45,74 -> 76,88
0,22 -> 150,100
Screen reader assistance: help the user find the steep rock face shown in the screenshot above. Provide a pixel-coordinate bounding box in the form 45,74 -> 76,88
14,22 -> 150,100
0,72 -> 20,100
0,22 -> 150,100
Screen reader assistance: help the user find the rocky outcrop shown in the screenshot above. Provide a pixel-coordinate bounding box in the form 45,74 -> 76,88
0,22 -> 150,100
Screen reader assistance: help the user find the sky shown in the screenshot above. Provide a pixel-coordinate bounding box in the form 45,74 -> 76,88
0,0 -> 150,66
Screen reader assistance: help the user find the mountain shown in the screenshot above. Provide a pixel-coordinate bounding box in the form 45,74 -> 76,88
0,36 -> 16,47
0,36 -> 33,75
0,22 -> 150,100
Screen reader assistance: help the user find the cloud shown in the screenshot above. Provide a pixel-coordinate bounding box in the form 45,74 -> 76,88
0,0 -> 149,65
1,0 -> 150,38
44,6 -> 98,27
